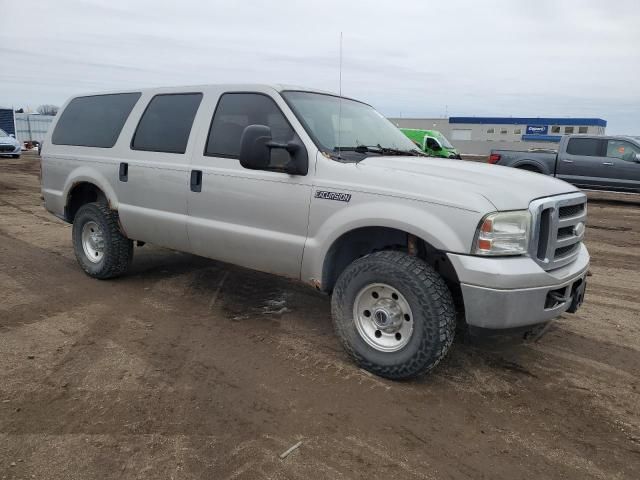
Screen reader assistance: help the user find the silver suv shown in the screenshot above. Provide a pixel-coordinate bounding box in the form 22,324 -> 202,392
41,85 -> 590,379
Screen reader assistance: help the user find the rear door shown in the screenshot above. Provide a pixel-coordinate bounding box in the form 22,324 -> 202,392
601,139 -> 640,192
116,92 -> 203,251
186,90 -> 313,278
556,137 -> 607,188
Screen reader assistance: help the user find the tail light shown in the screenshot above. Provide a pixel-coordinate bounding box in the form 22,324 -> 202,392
488,154 -> 501,164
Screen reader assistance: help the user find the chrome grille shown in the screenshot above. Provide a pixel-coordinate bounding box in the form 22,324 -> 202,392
529,192 -> 587,270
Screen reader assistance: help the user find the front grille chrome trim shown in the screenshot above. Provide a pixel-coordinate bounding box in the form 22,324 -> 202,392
529,192 -> 587,271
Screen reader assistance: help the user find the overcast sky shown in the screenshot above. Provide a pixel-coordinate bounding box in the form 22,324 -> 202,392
1,0 -> 639,133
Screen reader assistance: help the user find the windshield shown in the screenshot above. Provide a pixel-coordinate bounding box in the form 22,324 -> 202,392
0,129 -> 8,137
282,91 -> 421,160
435,132 -> 454,149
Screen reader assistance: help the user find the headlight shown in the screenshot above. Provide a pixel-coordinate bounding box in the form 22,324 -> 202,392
473,210 -> 531,256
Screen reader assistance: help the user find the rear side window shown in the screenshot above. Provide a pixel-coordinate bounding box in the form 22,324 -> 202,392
206,93 -> 294,158
132,93 -> 202,154
52,93 -> 141,147
566,138 -> 602,156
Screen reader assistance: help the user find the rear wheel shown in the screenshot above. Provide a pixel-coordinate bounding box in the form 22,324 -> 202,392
72,202 -> 133,279
331,251 -> 456,379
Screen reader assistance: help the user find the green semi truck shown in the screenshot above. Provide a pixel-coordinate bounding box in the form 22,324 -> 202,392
400,128 -> 461,159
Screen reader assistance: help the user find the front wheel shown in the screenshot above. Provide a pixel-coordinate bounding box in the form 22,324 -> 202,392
72,202 -> 133,279
331,251 -> 456,379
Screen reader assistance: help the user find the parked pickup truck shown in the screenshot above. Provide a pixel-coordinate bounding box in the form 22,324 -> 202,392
490,135 -> 640,193
41,84 -> 589,379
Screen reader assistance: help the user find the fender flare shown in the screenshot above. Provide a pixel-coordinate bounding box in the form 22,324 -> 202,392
62,165 -> 119,210
301,200 -> 479,287
511,159 -> 549,174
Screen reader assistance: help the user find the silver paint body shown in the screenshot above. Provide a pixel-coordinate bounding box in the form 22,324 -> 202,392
41,84 -> 590,329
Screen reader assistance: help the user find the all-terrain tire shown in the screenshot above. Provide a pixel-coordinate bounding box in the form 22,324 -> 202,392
72,202 -> 133,279
331,250 -> 456,380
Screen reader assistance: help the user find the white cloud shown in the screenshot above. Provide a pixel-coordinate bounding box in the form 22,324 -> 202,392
1,0 -> 638,133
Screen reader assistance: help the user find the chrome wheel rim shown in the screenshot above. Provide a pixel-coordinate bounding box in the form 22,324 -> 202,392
353,283 -> 414,352
81,221 -> 105,263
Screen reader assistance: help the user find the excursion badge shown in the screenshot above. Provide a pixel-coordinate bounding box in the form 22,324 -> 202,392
315,190 -> 352,202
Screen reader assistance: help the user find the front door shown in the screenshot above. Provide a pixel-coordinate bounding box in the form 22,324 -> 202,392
187,92 -> 313,278
601,139 -> 640,192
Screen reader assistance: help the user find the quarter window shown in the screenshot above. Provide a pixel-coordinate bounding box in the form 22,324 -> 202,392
206,93 -> 295,162
566,138 -> 602,156
132,93 -> 202,154
52,93 -> 141,147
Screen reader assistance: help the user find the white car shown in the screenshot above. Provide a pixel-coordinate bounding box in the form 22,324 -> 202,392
0,128 -> 21,158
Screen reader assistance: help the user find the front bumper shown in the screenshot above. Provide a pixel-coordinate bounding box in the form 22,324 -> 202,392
448,244 -> 589,329
0,144 -> 21,155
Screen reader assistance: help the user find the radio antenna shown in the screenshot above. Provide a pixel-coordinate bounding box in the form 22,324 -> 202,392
337,32 -> 343,159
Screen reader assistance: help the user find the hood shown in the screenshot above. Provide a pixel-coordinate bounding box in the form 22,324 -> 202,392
0,136 -> 19,145
357,156 -> 578,211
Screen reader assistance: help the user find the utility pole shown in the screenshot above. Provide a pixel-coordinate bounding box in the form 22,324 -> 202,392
26,114 -> 33,143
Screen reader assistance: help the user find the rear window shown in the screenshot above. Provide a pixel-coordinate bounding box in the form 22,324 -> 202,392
131,93 -> 202,154
52,93 -> 141,147
566,138 -> 601,157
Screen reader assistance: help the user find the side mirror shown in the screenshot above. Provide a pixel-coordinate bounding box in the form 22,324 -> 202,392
635,153 -> 640,163
239,125 -> 308,175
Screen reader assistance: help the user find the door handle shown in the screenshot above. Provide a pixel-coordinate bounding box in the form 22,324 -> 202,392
119,162 -> 128,182
190,170 -> 202,192
562,159 -> 574,163
602,162 -> 614,166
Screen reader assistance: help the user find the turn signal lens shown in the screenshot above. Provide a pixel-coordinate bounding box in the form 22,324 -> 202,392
474,211 -> 531,256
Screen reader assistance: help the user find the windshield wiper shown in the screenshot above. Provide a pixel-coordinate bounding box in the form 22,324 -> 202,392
334,145 -> 426,157
334,145 -> 383,154
374,145 -> 426,157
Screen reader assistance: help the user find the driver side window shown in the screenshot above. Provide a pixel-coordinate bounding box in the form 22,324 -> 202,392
426,137 -> 439,149
205,93 -> 295,168
606,140 -> 640,162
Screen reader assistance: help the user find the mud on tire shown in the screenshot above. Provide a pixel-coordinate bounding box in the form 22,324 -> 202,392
331,250 -> 456,380
72,202 -> 133,279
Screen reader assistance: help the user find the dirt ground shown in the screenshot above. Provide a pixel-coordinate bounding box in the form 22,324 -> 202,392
1,152 -> 639,479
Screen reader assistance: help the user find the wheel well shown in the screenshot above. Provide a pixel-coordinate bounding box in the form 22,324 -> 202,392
516,163 -> 542,173
321,227 -> 460,294
65,182 -> 107,222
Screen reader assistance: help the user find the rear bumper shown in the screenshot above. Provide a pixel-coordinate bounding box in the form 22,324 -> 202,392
448,244 -> 589,329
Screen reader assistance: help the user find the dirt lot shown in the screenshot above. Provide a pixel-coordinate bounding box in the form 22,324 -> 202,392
1,152 -> 639,479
